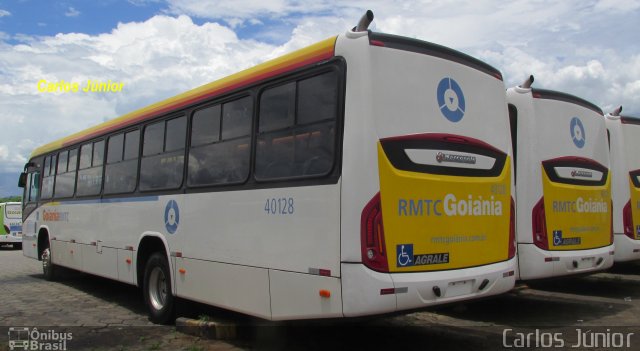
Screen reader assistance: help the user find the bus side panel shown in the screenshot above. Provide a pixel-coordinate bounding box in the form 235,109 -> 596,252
51,240 -> 82,270
269,270 -> 342,320
181,185 -> 341,276
174,257 -> 271,319
80,244 -> 118,280
117,249 -> 135,284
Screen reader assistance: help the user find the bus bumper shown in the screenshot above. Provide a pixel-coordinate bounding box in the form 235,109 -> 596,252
341,258 -> 516,317
517,243 -> 614,281
613,233 -> 640,262
0,234 -> 22,244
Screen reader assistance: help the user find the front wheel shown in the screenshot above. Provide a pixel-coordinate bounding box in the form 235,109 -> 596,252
143,252 -> 175,324
41,246 -> 56,281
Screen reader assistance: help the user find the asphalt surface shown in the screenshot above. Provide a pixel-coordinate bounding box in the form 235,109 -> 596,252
1,244 -> 639,350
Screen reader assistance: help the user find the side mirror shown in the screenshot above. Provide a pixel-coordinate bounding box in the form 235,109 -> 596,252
18,172 -> 27,188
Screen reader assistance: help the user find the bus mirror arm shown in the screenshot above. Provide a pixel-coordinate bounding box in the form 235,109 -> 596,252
354,10 -> 374,32
610,106 -> 622,116
519,75 -> 534,89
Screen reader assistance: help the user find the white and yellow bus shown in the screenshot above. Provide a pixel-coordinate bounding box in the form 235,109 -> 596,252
19,11 -> 516,323
507,76 -> 614,281
0,202 -> 22,248
605,107 -> 640,262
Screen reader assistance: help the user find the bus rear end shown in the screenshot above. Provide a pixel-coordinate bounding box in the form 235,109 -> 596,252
606,111 -> 640,262
338,30 -> 516,316
0,202 -> 23,248
508,82 -> 613,280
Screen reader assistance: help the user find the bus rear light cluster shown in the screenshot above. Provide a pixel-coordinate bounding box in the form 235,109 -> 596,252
532,198 -> 548,250
623,200 -> 635,240
361,192 -> 389,272
509,197 -> 516,258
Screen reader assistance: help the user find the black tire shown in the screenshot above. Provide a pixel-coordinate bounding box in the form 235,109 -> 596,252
41,245 -> 56,281
14,243 -> 22,250
143,252 -> 175,324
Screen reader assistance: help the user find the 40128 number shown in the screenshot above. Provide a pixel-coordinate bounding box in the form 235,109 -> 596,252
264,197 -> 294,215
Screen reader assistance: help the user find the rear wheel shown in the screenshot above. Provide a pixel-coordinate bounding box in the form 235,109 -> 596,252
143,252 -> 175,324
41,246 -> 56,281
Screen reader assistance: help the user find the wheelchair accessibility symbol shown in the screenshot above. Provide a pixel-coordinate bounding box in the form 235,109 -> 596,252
397,244 -> 413,267
553,230 -> 563,246
437,77 -> 466,122
164,200 -> 180,234
570,117 -> 585,148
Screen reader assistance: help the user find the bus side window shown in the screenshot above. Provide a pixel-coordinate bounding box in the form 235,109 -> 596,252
41,155 -> 54,199
140,117 -> 186,191
77,141 -> 104,197
188,97 -> 252,187
28,171 -> 40,202
104,130 -> 139,194
54,148 -> 77,198
256,71 -> 338,180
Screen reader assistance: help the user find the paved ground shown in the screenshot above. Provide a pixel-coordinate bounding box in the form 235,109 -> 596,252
1,244 -> 639,350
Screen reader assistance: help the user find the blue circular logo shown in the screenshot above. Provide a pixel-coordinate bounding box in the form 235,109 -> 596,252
164,200 -> 180,234
570,117 -> 585,148
437,77 -> 466,122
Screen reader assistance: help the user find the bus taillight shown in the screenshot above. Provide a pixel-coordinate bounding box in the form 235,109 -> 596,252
361,193 -> 389,272
509,197 -> 516,258
623,200 -> 635,239
532,198 -> 548,250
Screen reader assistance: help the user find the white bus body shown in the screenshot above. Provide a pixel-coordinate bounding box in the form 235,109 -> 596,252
20,14 -> 516,322
605,110 -> 640,262
0,202 -> 22,247
507,79 -> 614,281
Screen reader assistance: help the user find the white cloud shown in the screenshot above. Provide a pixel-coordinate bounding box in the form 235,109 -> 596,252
65,7 -> 80,17
0,9 -> 10,17
0,15 -> 302,172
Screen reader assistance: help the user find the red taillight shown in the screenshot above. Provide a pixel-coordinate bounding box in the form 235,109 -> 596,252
532,198 -> 548,250
623,200 -> 635,239
361,193 -> 389,272
509,197 -> 516,258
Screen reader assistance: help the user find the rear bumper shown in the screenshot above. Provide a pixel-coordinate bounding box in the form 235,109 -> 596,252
341,258 -> 516,317
0,234 -> 22,244
613,233 -> 640,262
517,243 -> 614,281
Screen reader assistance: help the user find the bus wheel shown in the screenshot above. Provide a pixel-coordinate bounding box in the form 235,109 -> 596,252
41,246 -> 56,281
143,252 -> 175,324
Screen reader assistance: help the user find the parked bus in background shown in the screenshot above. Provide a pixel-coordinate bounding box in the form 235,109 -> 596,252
19,11 -> 516,324
605,107 -> 640,262
507,76 -> 614,281
0,202 -> 23,249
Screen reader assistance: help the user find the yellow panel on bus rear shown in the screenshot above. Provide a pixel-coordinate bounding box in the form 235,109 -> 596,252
378,143 -> 512,272
630,177 -> 640,240
542,168 -> 611,250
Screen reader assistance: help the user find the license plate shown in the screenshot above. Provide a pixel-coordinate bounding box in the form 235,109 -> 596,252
446,279 -> 473,297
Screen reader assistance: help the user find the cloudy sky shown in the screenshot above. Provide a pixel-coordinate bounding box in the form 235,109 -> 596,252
0,0 -> 638,175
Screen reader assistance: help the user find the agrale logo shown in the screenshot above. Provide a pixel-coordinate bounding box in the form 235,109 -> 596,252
436,152 -> 476,164
571,170 -> 593,178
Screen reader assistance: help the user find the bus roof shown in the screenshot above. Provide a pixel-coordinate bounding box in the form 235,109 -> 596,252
531,88 -> 603,115
30,36 -> 337,159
